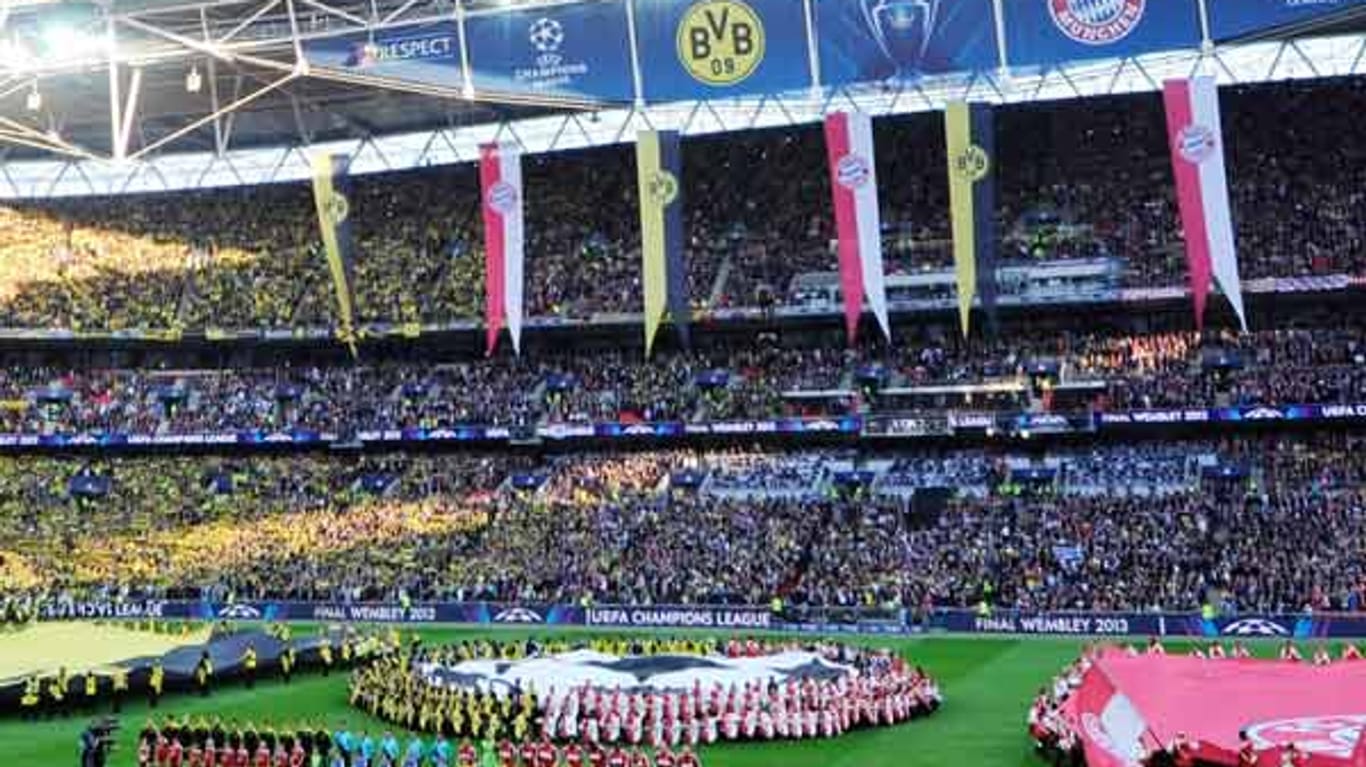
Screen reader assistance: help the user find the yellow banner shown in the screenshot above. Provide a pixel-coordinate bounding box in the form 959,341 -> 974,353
945,101 -> 976,338
636,131 -> 669,357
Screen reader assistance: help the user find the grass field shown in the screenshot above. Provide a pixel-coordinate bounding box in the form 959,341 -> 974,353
0,626 -> 1268,767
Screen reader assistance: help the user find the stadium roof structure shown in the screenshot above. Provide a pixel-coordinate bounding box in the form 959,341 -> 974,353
0,0 -> 1364,199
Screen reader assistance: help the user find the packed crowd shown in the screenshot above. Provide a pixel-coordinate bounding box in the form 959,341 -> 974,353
3,433 -> 1364,614
0,323 -> 1361,435
1,79 -> 1363,331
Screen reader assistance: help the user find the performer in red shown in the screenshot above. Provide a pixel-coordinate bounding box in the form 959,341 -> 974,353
606,745 -> 628,767
676,745 -> 700,767
1312,644 -> 1333,666
288,739 -> 305,767
168,738 -> 185,767
188,743 -> 204,767
203,740 -> 217,767
233,742 -> 249,767
252,740 -> 270,767
1238,731 -> 1258,767
1145,636 -> 1166,656
534,737 -> 556,767
1279,641 -> 1303,662
519,740 -> 537,767
1208,643 -> 1227,660
1169,732 -> 1197,767
654,746 -> 675,767
457,740 -> 478,767
496,740 -> 516,767
1342,642 -> 1362,661
155,734 -> 171,767
587,745 -> 606,767
563,742 -> 584,767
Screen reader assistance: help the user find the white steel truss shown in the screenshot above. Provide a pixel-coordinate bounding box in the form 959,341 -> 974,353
0,0 -> 1362,198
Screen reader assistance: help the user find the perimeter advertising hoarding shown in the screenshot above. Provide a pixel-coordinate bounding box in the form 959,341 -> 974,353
466,0 -> 635,102
304,22 -> 460,89
39,601 -> 1366,638
816,0 -> 999,84
1208,0 -> 1366,41
1003,0 -> 1202,69
633,0 -> 812,102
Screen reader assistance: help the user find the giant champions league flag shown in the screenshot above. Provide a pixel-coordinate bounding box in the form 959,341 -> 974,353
824,111 -> 890,344
1163,76 -> 1248,332
310,153 -> 359,354
636,130 -> 689,357
479,142 -> 526,356
944,101 -> 998,337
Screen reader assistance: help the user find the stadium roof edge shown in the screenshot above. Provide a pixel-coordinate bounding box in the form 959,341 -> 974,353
2,33 -> 1365,200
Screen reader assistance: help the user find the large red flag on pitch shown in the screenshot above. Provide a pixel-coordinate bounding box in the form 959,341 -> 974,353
479,142 -> 525,355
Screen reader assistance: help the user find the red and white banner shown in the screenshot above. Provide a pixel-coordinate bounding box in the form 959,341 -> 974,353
479,142 -> 525,355
1163,76 -> 1248,332
824,111 -> 890,343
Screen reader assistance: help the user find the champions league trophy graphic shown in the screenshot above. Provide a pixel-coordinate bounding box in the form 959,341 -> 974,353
860,0 -> 940,78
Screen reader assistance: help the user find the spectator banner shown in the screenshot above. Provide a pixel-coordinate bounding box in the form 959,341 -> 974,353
1003,0 -> 1202,70
39,599 -> 172,621
1209,0 -> 1366,42
303,21 -> 460,89
465,0 -> 635,103
633,0 -> 812,103
635,130 -> 689,356
862,415 -> 953,437
944,101 -> 998,337
309,153 -> 360,353
585,606 -> 772,629
824,111 -> 891,343
1162,77 -> 1248,331
816,0 -> 1000,85
479,142 -> 526,355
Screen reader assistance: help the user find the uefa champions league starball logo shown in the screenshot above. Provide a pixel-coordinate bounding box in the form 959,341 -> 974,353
1049,0 -> 1145,46
528,17 -> 564,54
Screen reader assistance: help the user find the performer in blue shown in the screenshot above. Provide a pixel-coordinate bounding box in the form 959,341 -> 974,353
332,724 -> 354,764
355,731 -> 375,767
401,735 -> 425,767
379,731 -> 400,767
431,735 -> 452,767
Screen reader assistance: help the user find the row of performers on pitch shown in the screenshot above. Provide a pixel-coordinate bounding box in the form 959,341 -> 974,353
1133,637 -> 1363,662
138,722 -> 704,767
351,664 -> 940,744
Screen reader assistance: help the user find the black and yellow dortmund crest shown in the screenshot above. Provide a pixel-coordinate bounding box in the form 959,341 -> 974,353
676,0 -> 765,86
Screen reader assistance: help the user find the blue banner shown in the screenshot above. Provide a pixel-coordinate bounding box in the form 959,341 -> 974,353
39,601 -> 1366,638
466,0 -> 635,102
817,0 -> 999,85
634,0 -> 812,102
1210,0 -> 1366,41
1005,0 -> 1201,69
304,22 -> 460,88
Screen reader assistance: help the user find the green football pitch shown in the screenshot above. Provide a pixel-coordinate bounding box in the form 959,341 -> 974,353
0,626 -> 1250,767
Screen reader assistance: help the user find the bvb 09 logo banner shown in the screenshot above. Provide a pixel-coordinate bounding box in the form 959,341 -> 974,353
635,0 -> 809,102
